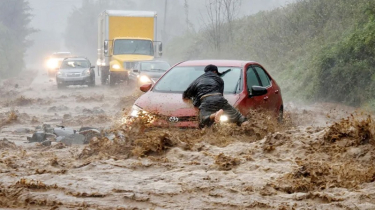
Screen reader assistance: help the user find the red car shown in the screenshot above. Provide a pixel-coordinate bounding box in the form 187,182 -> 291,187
129,60 -> 283,128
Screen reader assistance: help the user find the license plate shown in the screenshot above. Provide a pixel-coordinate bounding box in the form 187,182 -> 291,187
67,73 -> 80,77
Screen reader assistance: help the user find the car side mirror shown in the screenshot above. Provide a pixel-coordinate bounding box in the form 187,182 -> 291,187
140,83 -> 152,92
90,66 -> 95,69
104,41 -> 108,55
250,86 -> 267,97
159,43 -> 162,52
133,69 -> 139,73
158,43 -> 163,56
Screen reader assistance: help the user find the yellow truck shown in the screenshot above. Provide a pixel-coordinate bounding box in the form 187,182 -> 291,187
97,10 -> 162,86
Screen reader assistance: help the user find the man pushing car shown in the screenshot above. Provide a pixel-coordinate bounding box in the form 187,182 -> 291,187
182,64 -> 249,128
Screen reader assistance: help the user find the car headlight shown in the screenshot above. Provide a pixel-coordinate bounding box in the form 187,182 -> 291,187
125,105 -> 156,124
81,69 -> 90,76
47,59 -> 59,69
129,105 -> 145,117
220,115 -> 229,122
139,75 -> 151,83
112,64 -> 121,69
57,71 -> 65,77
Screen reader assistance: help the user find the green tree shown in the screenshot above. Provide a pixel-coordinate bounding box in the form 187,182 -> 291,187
0,23 -> 11,77
0,0 -> 36,78
166,0 -> 375,107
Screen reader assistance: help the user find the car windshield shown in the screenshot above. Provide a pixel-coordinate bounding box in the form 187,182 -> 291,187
113,39 -> 153,56
60,60 -> 90,69
153,66 -> 242,94
141,62 -> 170,72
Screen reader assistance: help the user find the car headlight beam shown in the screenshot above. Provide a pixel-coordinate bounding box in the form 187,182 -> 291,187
112,64 -> 121,70
47,59 -> 59,69
220,115 -> 229,122
139,75 -> 151,83
129,105 -> 143,117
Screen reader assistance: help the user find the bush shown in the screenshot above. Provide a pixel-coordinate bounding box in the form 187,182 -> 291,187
165,0 -> 375,107
0,0 -> 35,78
313,13 -> 375,106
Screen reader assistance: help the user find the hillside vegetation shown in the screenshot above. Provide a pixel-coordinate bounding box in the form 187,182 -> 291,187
165,0 -> 375,107
0,0 -> 35,78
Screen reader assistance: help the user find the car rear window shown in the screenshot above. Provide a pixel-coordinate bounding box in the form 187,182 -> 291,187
153,66 -> 242,93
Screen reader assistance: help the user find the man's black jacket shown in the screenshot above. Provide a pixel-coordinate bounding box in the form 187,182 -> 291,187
183,71 -> 224,107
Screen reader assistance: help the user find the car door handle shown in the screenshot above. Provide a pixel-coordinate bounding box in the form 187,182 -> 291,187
275,90 -> 279,94
264,96 -> 269,101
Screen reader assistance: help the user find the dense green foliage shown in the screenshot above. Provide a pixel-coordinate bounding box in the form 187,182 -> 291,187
315,19 -> 375,106
165,0 -> 375,107
0,0 -> 35,78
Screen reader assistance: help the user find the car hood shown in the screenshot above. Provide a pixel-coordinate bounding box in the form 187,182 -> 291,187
135,91 -> 240,117
140,71 -> 166,79
59,68 -> 88,73
112,54 -> 154,62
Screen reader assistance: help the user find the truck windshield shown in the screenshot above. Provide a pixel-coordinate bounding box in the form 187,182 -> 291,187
113,39 -> 153,56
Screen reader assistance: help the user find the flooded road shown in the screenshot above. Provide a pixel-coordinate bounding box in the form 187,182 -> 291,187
1,69 -> 375,209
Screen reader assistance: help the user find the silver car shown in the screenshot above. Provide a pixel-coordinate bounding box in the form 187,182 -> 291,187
56,57 -> 95,89
128,60 -> 171,87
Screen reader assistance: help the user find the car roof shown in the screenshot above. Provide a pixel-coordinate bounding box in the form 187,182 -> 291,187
138,60 -> 169,63
177,60 -> 257,67
114,37 -> 153,41
53,52 -> 71,55
63,57 -> 88,61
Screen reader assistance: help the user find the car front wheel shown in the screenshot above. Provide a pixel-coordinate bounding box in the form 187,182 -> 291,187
88,75 -> 95,87
277,106 -> 283,123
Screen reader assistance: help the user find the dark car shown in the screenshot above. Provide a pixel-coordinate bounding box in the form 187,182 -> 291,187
128,60 -> 171,86
128,60 -> 283,128
56,57 -> 95,89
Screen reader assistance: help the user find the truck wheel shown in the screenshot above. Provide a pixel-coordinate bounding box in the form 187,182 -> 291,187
124,75 -> 130,86
109,74 -> 116,86
277,107 -> 283,124
101,73 -> 107,85
100,67 -> 109,85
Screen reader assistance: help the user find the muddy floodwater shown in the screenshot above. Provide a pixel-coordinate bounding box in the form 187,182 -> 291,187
1,69 -> 375,210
